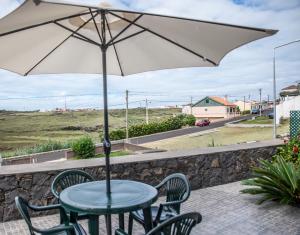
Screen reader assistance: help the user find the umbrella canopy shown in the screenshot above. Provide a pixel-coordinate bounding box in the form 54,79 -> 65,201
0,0 -> 277,76
0,2 -> 277,233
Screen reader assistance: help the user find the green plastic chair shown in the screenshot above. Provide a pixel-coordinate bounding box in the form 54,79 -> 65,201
15,196 -> 87,235
116,212 -> 202,235
51,169 -> 94,218
128,173 -> 191,235
51,169 -> 95,199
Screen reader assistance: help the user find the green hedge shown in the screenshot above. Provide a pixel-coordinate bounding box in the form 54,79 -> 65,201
106,114 -> 195,141
71,136 -> 95,159
241,110 -> 251,115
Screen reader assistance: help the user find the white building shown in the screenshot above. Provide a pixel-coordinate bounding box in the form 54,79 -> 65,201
276,96 -> 300,124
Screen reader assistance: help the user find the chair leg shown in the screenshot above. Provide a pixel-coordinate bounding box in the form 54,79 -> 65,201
128,213 -> 133,235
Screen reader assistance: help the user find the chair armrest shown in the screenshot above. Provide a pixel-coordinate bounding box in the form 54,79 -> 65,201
160,200 -> 184,207
28,203 -> 62,211
37,224 -> 76,235
29,203 -> 69,224
155,200 -> 183,223
115,228 -> 128,235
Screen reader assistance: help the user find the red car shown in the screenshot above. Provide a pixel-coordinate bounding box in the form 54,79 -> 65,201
195,119 -> 210,127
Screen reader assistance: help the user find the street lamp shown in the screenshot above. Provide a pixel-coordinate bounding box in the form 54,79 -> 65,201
273,39 -> 300,139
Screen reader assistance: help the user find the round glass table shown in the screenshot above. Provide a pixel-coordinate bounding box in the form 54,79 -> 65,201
59,180 -> 158,235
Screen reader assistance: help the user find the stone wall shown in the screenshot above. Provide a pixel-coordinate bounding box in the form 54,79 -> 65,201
0,140 -> 282,222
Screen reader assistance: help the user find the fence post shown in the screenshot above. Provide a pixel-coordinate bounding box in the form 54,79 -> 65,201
290,110 -> 300,138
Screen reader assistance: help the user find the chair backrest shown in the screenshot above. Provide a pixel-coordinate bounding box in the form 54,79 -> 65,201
147,212 -> 202,235
51,169 -> 94,198
15,196 -> 35,235
159,173 -> 191,213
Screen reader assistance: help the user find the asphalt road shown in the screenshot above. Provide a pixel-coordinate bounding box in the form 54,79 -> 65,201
128,114 -> 256,145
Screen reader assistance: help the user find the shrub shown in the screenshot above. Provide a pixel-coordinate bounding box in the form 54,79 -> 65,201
273,137 -> 300,167
71,136 -> 95,159
2,140 -> 71,158
241,110 -> 250,115
179,114 -> 196,126
241,156 -> 300,205
128,116 -> 182,137
101,115 -> 195,141
109,129 -> 126,141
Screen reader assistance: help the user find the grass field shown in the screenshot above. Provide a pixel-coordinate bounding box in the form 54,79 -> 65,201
240,116 -> 272,124
0,108 -> 181,153
142,122 -> 289,151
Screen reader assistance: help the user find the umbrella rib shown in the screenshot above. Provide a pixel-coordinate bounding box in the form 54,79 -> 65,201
0,10 -> 98,38
111,29 -> 146,46
89,8 -> 103,44
106,14 -> 143,46
108,11 -> 217,66
24,12 -> 99,76
105,16 -> 124,76
54,22 -> 101,47
71,35 -> 100,46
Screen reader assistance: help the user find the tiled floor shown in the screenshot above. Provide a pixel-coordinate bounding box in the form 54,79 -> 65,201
1,181 -> 300,235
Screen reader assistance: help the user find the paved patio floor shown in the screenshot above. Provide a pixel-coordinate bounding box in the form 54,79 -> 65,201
1,181 -> 299,235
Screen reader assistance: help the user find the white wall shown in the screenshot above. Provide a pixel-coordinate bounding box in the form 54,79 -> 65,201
234,101 -> 251,111
182,105 -> 192,115
276,96 -> 300,124
192,106 -> 228,118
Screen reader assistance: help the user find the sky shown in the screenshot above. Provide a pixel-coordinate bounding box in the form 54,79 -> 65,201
0,0 -> 300,111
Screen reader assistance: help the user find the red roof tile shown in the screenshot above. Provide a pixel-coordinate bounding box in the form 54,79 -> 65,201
210,96 -> 236,107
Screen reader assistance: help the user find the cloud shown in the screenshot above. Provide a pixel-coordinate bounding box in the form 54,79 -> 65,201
0,0 -> 300,110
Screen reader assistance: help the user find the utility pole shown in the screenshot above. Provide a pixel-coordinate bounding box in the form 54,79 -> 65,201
259,88 -> 262,116
64,96 -> 67,111
190,96 -> 193,115
145,98 -> 149,124
125,90 -> 129,140
243,96 -> 246,113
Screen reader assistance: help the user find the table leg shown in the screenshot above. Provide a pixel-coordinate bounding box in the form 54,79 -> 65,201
118,213 -> 125,230
105,214 -> 112,235
88,215 -> 100,235
143,207 -> 153,233
69,211 -> 78,223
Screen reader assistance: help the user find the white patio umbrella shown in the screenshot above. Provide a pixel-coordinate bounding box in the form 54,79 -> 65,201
0,0 -> 277,204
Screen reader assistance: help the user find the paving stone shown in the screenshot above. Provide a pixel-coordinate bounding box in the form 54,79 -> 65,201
1,181 -> 300,235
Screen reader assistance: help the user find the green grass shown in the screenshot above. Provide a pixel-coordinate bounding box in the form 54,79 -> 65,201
142,122 -> 289,151
240,116 -> 272,124
0,108 -> 180,154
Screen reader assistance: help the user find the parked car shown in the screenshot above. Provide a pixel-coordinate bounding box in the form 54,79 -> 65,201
251,108 -> 259,114
268,112 -> 274,119
195,119 -> 210,127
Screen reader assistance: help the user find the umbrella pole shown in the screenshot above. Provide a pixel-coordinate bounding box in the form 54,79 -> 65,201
102,39 -> 113,235
102,46 -> 111,194
101,10 -> 112,235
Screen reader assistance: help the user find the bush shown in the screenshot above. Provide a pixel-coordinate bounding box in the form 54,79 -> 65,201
241,156 -> 300,205
102,114 -> 195,141
178,114 -> 196,126
274,137 -> 300,167
128,116 -> 182,137
2,140 -> 71,158
241,110 -> 250,115
71,136 -> 95,159
109,129 -> 126,141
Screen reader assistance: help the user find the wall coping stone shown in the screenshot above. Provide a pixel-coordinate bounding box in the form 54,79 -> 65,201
0,139 -> 283,176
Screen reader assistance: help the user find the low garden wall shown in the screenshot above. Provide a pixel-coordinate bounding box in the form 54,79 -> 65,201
2,141 -> 151,165
0,140 -> 282,222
